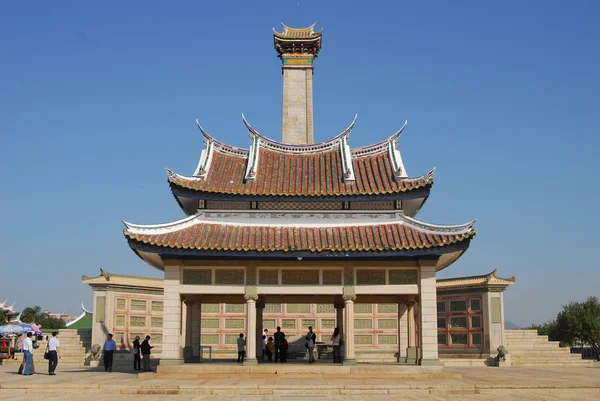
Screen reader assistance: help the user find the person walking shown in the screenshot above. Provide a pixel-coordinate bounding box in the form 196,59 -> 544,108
331,327 -> 342,363
273,326 -> 285,363
102,333 -> 116,372
47,331 -> 60,375
22,332 -> 34,376
141,335 -> 154,372
132,336 -> 142,371
236,333 -> 246,363
305,326 -> 317,363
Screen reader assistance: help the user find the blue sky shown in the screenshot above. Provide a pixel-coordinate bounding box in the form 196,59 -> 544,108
1,1 -> 598,326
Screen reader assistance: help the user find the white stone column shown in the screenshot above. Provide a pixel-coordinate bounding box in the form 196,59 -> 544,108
183,300 -> 193,362
405,300 -> 417,364
191,303 -> 201,358
418,261 -> 439,365
343,295 -> 357,365
244,294 -> 258,365
398,301 -> 408,360
161,264 -> 183,365
256,302 -> 264,361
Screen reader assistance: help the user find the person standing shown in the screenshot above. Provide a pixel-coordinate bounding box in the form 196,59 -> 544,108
305,326 -> 317,363
280,334 -> 288,363
236,333 -> 246,363
262,329 -> 268,360
331,327 -> 342,363
273,326 -> 285,363
265,337 -> 274,362
132,336 -> 142,371
48,331 -> 60,375
102,333 -> 116,372
141,335 -> 154,372
22,332 -> 34,376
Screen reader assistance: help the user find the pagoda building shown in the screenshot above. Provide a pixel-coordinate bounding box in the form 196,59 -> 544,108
119,23 -> 478,367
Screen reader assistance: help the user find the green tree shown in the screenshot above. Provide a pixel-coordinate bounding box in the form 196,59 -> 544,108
526,320 -> 561,342
20,305 -> 66,330
555,297 -> 600,361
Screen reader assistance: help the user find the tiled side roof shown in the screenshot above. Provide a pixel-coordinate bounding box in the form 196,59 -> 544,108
273,23 -> 322,39
125,221 -> 474,253
437,270 -> 515,289
168,149 -> 433,197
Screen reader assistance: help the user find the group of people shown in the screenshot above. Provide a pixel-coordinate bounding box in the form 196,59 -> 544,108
257,326 -> 343,364
102,333 -> 154,372
16,331 -> 61,376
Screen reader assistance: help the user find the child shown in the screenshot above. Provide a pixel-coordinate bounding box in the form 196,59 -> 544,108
236,333 -> 246,363
265,337 -> 274,362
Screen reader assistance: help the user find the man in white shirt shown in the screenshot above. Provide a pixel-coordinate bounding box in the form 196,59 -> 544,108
48,332 -> 60,375
22,332 -> 34,375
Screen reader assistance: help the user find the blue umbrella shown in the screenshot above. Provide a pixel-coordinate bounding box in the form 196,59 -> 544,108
18,324 -> 42,335
0,324 -> 25,335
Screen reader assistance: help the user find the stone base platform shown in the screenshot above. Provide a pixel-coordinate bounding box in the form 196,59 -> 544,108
1,364 -> 599,399
155,362 -> 455,379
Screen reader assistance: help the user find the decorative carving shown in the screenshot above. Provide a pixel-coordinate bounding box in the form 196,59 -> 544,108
301,319 -> 316,329
259,202 -> 342,210
497,345 -> 508,362
151,301 -> 164,312
354,319 -> 373,329
202,334 -> 220,345
151,317 -> 163,328
225,334 -> 239,344
286,304 -> 311,314
378,319 -> 398,329
116,298 -> 126,310
378,335 -> 398,345
378,304 -> 397,313
225,319 -> 245,329
317,304 -> 335,314
205,200 -> 251,210
281,318 -> 296,329
130,300 -> 147,311
246,266 -> 257,286
354,335 -> 373,345
183,269 -> 212,285
349,201 -> 394,210
322,270 -> 342,285
354,304 -> 372,313
388,270 -> 418,285
90,344 -> 101,360
129,316 -> 146,327
282,270 -> 319,285
130,333 -> 145,342
263,319 -> 277,330
265,304 -> 282,314
225,304 -> 244,313
320,319 -> 336,330
259,270 -> 279,285
115,315 -> 125,327
202,304 -> 219,313
201,318 -> 220,328
356,269 -> 386,285
215,269 -> 245,285
343,267 -> 354,285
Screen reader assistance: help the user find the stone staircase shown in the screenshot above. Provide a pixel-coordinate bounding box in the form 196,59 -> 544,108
504,329 -> 593,366
1,329 -> 91,368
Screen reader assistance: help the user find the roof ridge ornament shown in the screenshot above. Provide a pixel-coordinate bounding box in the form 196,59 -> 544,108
245,133 -> 261,181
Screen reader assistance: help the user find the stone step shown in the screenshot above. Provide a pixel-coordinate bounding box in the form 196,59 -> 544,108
509,349 -> 573,356
440,358 -> 487,367
511,356 -> 588,363
512,360 -> 594,366
504,342 -> 562,349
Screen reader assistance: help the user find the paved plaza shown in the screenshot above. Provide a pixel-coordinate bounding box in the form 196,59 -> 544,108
1,363 -> 599,400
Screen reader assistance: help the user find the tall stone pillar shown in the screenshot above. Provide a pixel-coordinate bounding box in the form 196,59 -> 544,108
244,292 -> 258,365
397,301 -> 408,360
191,303 -> 201,359
342,291 -> 357,365
405,300 -> 417,364
418,260 -> 440,365
161,264 -> 183,365
256,302 -> 265,361
183,300 -> 193,362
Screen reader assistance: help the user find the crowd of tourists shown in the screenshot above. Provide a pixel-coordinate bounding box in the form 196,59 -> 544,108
14,331 -> 61,376
102,333 -> 154,372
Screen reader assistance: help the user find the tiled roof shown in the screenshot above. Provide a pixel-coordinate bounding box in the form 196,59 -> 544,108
168,149 -> 432,197
124,217 -> 474,254
437,270 -> 515,289
273,23 -> 322,39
